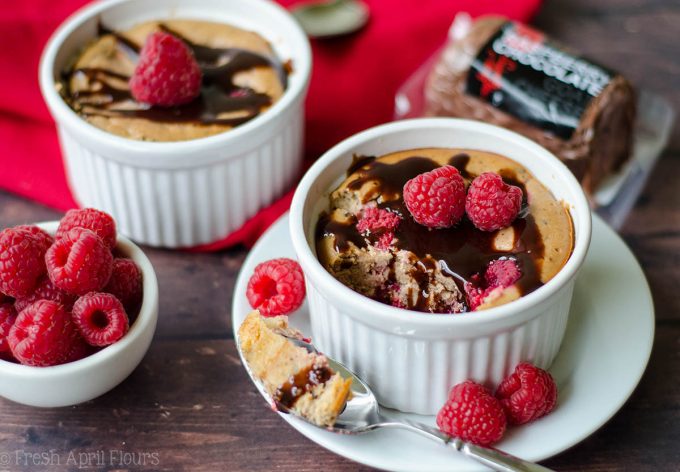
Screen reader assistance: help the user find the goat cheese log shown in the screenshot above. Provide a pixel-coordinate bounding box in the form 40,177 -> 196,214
425,16 -> 636,194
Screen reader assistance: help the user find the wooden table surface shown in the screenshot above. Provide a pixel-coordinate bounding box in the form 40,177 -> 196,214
1,0 -> 678,470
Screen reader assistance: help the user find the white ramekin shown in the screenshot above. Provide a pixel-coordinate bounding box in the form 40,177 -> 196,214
0,221 -> 159,407
40,0 -> 311,248
290,118 -> 591,415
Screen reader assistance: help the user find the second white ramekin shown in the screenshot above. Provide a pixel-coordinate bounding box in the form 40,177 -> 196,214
290,118 -> 591,415
0,222 -> 158,407
40,0 -> 311,248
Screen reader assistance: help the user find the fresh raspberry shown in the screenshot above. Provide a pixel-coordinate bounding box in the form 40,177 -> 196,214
496,362 -> 558,425
375,232 -> 395,250
0,303 -> 17,360
129,31 -> 202,106
0,228 -> 48,298
14,276 -> 77,313
357,207 -> 401,250
465,258 -> 521,310
403,165 -> 466,228
104,259 -> 143,313
485,258 -> 522,288
57,208 -> 117,249
465,172 -> 523,232
463,281 -> 486,312
356,207 -> 401,234
46,228 -> 113,296
8,300 -> 78,366
436,380 -> 507,446
246,258 -> 306,317
63,334 -> 95,364
15,225 -> 54,253
72,292 -> 129,347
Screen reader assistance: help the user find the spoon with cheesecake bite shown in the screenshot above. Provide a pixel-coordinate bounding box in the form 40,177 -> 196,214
237,311 -> 553,472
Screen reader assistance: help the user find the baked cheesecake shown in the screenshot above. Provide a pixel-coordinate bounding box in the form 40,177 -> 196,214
60,19 -> 288,142
315,148 -> 574,313
238,311 -> 352,427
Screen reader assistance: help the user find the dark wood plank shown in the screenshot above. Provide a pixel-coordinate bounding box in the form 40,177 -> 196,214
0,340 -> 371,472
620,151 -> 680,320
534,0 -> 680,147
0,326 -> 679,471
0,0 -> 679,469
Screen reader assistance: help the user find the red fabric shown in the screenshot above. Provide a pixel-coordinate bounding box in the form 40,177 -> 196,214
0,0 -> 541,249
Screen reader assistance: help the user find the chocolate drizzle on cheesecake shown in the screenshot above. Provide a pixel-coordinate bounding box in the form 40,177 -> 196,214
61,21 -> 288,127
315,155 -> 548,312
274,364 -> 333,409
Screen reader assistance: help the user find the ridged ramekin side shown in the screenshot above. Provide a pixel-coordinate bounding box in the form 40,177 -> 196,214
59,104 -> 304,247
307,280 -> 574,415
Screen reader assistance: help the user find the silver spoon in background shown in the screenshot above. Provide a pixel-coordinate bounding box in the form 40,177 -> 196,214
291,0 -> 369,39
239,335 -> 554,472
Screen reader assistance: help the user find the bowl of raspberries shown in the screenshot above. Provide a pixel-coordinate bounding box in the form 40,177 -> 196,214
0,208 -> 158,407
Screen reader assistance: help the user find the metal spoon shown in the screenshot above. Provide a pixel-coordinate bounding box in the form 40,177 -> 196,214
240,335 -> 554,472
291,0 -> 369,39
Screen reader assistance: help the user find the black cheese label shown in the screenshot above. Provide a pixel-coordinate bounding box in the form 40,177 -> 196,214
466,22 -> 613,139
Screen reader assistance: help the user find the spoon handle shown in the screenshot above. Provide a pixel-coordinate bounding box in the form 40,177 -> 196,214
451,440 -> 556,472
380,418 -> 555,472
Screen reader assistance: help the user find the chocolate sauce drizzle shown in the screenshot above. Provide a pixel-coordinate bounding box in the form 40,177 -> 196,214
274,364 -> 333,409
316,154 -> 547,313
62,22 -> 288,127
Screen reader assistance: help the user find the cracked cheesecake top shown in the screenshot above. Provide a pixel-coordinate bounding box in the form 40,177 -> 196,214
315,148 -> 574,313
59,19 -> 288,142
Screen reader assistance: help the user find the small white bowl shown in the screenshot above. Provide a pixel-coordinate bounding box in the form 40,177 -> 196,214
0,222 -> 159,407
39,0 -> 311,248
289,118 -> 592,415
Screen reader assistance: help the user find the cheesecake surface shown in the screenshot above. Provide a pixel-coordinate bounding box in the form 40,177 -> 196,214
316,148 -> 574,313
60,20 -> 287,142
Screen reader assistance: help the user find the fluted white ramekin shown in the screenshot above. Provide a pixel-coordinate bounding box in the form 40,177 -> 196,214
40,0 -> 311,248
290,118 -> 591,415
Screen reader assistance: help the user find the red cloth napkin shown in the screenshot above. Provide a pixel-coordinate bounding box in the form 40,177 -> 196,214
0,0 -> 541,250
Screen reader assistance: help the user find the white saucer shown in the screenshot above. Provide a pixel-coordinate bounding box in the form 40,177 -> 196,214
232,213 -> 654,471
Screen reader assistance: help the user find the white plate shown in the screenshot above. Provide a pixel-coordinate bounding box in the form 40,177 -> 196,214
232,213 -> 654,471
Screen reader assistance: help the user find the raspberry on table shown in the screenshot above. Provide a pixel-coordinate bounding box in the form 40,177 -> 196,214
129,31 -> 203,107
15,225 -> 54,253
496,362 -> 558,425
465,172 -> 523,232
72,292 -> 130,347
8,300 -> 79,366
246,258 -> 306,317
104,258 -> 143,314
14,276 -> 77,313
46,228 -> 113,296
57,208 -> 117,249
0,303 -> 18,360
436,380 -> 507,446
0,227 -> 48,298
403,165 -> 466,228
